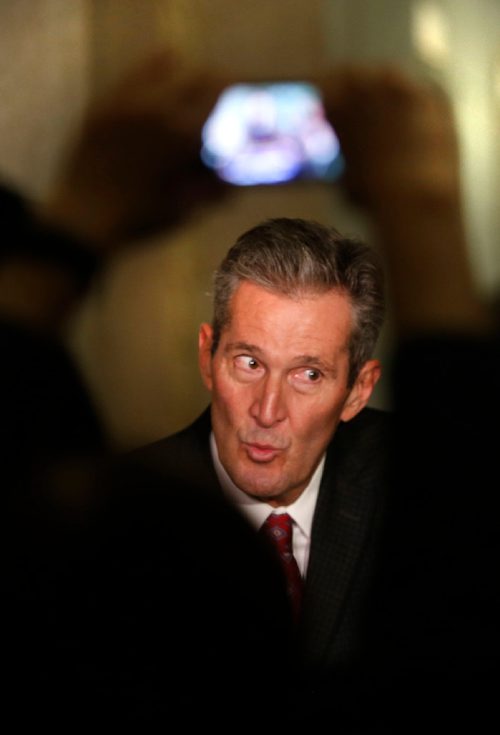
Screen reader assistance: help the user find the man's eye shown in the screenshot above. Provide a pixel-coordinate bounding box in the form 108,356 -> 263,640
305,369 -> 321,382
234,355 -> 260,371
292,368 -> 323,385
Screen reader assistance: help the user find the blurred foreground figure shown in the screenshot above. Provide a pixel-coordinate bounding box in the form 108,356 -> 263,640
322,65 -> 500,731
2,54 -> 292,728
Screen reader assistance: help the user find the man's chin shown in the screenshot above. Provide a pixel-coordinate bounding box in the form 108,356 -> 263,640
233,468 -> 295,505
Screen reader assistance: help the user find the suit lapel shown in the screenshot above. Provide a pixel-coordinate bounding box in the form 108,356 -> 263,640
299,410 -> 388,669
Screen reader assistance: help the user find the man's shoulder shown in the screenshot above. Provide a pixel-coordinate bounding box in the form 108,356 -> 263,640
136,406 -> 209,448
336,405 -> 392,445
125,407 -> 215,490
325,405 -> 393,482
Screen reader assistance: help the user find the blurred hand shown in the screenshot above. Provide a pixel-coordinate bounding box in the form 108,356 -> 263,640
41,51 -> 232,247
319,65 -> 494,335
320,65 -> 462,211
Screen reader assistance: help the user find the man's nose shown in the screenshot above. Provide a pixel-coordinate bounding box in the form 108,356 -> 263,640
249,375 -> 287,427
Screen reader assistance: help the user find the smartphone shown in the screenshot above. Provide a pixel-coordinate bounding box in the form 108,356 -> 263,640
201,81 -> 343,186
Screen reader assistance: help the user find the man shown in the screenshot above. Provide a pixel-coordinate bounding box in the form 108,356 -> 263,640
133,216 -> 392,706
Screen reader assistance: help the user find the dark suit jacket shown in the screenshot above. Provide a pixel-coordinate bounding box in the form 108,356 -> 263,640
130,405 -> 393,691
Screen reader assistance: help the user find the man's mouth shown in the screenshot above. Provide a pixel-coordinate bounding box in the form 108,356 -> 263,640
243,442 -> 282,463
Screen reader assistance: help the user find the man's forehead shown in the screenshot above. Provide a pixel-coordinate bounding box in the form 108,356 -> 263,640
226,281 -> 352,323
220,282 -> 353,358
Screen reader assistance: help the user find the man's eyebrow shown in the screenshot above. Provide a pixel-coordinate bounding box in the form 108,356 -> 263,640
225,341 -> 262,354
295,355 -> 324,365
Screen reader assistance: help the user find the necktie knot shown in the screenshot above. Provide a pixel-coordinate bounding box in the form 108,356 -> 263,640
260,513 -> 303,624
262,511 -> 293,556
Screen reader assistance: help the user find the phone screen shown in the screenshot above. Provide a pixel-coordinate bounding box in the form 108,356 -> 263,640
201,81 -> 343,186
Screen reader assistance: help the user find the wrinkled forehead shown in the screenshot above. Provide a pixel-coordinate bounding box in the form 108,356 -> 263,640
222,281 -> 354,355
226,279 -> 353,319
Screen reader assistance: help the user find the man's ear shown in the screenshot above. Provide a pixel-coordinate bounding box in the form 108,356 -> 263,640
340,359 -> 381,422
198,322 -> 214,391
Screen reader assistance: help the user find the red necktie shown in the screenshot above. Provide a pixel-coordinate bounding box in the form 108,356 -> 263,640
260,512 -> 303,625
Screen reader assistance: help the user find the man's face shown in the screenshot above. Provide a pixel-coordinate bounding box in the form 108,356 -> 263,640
199,281 -> 380,507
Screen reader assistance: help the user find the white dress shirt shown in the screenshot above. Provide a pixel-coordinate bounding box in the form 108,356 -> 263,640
209,432 -> 323,578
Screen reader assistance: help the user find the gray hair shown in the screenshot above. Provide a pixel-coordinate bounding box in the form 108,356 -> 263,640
212,217 -> 385,386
